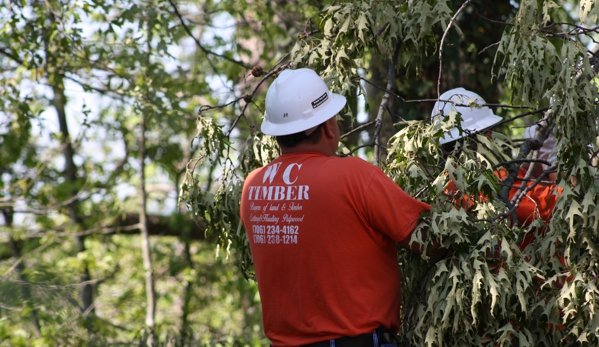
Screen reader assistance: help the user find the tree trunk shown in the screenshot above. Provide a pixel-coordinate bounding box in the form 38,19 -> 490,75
140,7 -> 157,341
3,209 -> 42,337
51,79 -> 94,315
139,111 -> 156,339
179,239 -> 193,345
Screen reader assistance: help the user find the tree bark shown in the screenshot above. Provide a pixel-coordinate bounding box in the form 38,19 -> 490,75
51,78 -> 94,315
139,112 -> 156,336
140,7 -> 157,342
179,238 -> 194,345
374,45 -> 401,167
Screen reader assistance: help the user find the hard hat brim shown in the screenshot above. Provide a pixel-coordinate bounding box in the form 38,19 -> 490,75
261,93 -> 347,136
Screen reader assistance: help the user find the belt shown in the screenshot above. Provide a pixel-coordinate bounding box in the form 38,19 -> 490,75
300,332 -> 373,347
298,327 -> 397,347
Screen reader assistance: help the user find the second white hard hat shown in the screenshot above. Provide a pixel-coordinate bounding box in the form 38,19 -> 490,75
261,68 -> 347,136
524,125 -> 557,165
432,87 -> 502,145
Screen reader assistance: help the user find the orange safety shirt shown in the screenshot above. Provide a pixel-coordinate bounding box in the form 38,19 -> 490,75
446,167 -> 560,249
240,152 -> 430,347
497,168 -> 560,249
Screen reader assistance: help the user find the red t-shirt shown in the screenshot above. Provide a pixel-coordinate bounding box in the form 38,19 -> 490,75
240,152 -> 430,347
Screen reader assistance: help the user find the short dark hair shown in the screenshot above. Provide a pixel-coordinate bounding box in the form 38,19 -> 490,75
275,124 -> 323,148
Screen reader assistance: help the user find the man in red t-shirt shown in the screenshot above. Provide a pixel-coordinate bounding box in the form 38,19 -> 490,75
240,68 -> 440,347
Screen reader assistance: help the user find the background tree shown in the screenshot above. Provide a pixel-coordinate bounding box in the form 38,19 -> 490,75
0,0 -> 268,345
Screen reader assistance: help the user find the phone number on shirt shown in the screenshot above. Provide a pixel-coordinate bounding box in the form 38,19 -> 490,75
252,225 -> 298,244
252,225 -> 298,235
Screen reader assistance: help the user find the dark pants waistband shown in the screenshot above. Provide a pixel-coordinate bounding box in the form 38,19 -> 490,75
298,327 -> 397,347
300,332 -> 373,347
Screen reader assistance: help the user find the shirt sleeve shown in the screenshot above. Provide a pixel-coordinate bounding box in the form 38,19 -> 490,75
363,168 -> 431,243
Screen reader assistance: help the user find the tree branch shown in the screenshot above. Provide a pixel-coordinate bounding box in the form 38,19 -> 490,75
436,0 -> 474,99
374,41 -> 401,166
340,120 -> 376,140
14,213 -> 206,240
492,158 -> 553,170
0,46 -> 24,65
227,63 -> 290,136
472,6 -> 514,27
167,0 -> 251,69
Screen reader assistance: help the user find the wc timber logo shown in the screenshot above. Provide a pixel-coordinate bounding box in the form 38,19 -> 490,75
247,162 -> 310,201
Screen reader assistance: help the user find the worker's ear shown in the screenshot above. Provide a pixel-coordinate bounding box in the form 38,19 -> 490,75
322,117 -> 336,138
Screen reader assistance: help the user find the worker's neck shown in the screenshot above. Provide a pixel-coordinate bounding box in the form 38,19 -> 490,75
280,143 -> 335,157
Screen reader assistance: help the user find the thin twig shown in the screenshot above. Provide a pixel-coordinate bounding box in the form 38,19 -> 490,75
0,47 -> 24,64
167,0 -> 251,70
357,77 -> 533,110
226,62 -> 291,136
493,107 -> 550,128
340,120 -> 376,139
472,6 -> 514,27
478,42 -> 500,56
1,241 -> 55,278
436,0 -> 474,100
340,143 -> 375,157
492,158 -> 553,170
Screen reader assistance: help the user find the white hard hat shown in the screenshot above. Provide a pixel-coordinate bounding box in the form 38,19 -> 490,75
261,68 -> 347,136
432,87 -> 502,145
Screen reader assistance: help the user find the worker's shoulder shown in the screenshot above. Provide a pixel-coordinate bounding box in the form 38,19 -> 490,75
324,155 -> 382,178
244,155 -> 378,179
329,155 -> 377,168
245,165 -> 268,181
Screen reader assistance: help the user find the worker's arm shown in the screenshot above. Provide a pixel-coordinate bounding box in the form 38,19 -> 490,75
362,167 -> 446,256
